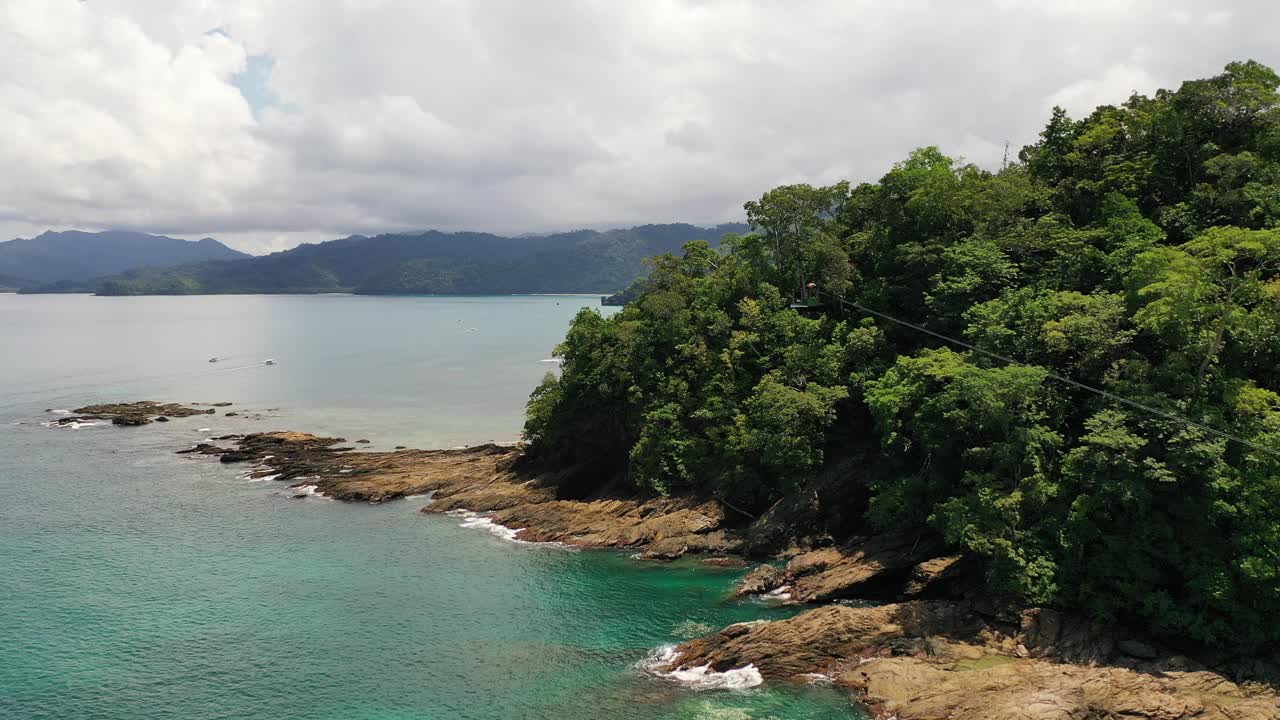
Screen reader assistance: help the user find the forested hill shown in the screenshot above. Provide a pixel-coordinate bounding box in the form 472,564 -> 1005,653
524,61 -> 1280,651
31,223 -> 746,296
0,231 -> 247,288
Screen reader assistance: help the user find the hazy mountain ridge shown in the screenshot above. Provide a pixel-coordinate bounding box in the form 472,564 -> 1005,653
0,231 -> 248,288
24,223 -> 748,296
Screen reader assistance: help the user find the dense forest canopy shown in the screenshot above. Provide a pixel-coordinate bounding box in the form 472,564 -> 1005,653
524,61 -> 1280,650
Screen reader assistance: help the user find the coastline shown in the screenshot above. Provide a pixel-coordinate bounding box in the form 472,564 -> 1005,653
49,407 -> 1278,720
194,429 -> 1280,720
181,431 -> 742,558
186,428 -> 1280,720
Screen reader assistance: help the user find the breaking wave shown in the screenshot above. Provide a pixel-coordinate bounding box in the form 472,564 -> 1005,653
637,645 -> 763,690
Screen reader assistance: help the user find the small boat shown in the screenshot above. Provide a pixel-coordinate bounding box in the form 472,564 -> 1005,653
208,357 -> 219,363
264,359 -> 277,366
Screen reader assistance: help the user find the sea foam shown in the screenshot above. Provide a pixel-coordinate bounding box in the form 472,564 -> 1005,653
447,509 -> 525,542
289,484 -> 333,500
763,585 -> 792,602
638,645 -> 764,690
43,419 -> 107,430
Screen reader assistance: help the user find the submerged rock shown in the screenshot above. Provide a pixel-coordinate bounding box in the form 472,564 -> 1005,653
702,556 -> 749,569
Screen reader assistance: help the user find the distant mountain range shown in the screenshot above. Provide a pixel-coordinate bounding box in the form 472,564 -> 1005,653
0,231 -> 248,289
14,224 -> 747,296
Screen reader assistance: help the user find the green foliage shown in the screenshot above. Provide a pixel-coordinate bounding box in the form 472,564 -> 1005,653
527,61 -> 1280,651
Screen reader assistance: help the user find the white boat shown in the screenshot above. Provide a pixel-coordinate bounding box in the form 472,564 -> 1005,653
208,357 -> 219,363
264,359 -> 277,366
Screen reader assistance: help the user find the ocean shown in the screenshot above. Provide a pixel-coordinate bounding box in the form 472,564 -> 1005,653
0,293 -> 860,719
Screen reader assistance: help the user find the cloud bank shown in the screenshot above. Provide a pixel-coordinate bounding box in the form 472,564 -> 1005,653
2,0 -> 1276,253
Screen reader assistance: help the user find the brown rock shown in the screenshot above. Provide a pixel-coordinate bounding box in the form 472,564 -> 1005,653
839,656 -> 1279,720
736,564 -> 787,596
65,401 -> 215,427
702,556 -> 749,569
903,555 -> 967,598
635,540 -> 687,561
665,600 -> 1280,720
666,602 -> 984,678
786,533 -> 944,602
1018,608 -> 1115,663
174,432 -> 741,554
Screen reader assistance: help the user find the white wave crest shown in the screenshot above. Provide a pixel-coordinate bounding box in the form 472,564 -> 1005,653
289,484 -> 333,500
43,419 -> 107,430
763,585 -> 792,601
448,509 -> 525,542
637,645 -> 763,690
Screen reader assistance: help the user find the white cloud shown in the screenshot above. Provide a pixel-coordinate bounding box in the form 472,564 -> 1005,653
1047,63 -> 1158,116
1,0 -> 1276,253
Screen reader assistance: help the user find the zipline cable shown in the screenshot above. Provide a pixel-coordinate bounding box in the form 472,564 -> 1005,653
818,291 -> 1279,459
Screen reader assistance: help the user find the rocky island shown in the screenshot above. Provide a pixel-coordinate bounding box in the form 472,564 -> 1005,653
47,401 -> 218,427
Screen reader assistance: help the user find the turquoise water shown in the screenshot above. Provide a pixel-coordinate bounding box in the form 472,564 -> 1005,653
0,294 -> 860,720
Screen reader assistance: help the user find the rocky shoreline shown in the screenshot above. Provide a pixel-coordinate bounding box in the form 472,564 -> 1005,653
179,431 -> 741,557
63,411 -> 1280,719
665,600 -> 1280,719
184,431 -> 1278,719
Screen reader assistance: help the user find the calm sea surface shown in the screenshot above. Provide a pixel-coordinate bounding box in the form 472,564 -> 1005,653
0,294 -> 859,720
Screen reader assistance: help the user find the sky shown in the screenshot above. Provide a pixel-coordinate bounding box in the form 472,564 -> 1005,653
2,1 -> 1277,255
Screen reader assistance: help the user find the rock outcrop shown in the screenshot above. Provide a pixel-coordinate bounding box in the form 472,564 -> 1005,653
842,655 -> 1280,720
50,401 -> 216,427
662,601 -> 1280,720
734,533 -> 956,603
735,564 -> 787,596
179,432 -> 741,556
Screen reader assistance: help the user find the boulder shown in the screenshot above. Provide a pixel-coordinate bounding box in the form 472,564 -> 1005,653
1119,639 -> 1160,660
702,556 -> 749,569
786,533 -> 944,602
736,564 -> 787,597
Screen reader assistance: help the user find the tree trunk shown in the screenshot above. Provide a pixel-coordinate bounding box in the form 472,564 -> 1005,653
1197,315 -> 1229,386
